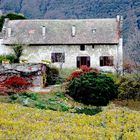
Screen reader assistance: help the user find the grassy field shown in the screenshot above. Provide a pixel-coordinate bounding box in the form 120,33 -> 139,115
0,102 -> 140,140
0,67 -> 139,139
0,89 -> 140,139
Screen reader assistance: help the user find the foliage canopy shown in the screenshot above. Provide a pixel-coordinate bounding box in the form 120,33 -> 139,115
0,13 -> 26,31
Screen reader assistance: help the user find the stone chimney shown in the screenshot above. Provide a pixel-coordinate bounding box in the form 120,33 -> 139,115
42,26 -> 46,36
116,15 -> 123,38
2,18 -> 9,36
7,27 -> 11,37
116,15 -> 120,22
72,25 -> 76,37
119,16 -> 123,38
4,18 -> 9,23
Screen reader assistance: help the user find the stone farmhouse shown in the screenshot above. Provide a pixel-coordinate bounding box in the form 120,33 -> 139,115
0,16 -> 123,72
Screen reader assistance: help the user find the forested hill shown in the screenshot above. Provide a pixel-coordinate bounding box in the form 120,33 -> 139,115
0,0 -> 140,33
0,0 -> 140,63
0,0 -> 140,28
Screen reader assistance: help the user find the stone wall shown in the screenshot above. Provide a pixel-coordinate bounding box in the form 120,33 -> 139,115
0,63 -> 43,87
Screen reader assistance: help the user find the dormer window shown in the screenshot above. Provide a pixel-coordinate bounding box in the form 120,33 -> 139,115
42,26 -> 46,36
7,27 -> 11,37
72,25 -> 76,37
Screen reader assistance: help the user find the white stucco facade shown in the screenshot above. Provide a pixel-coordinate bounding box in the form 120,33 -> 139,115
0,40 -> 123,72
0,39 -> 13,55
18,44 -> 120,72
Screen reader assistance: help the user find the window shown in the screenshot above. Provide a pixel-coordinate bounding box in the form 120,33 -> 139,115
80,45 -> 85,51
51,53 -> 65,63
77,56 -> 90,68
100,56 -> 113,66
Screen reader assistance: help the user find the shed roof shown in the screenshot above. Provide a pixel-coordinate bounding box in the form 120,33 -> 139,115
3,18 -> 120,45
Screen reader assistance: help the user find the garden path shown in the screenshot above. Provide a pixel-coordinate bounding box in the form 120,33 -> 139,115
29,85 -> 61,93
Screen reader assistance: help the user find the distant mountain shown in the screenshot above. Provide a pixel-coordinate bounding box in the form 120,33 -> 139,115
0,0 -> 140,63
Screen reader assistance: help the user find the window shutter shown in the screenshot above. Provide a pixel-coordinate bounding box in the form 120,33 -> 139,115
87,57 -> 90,67
77,57 -> 80,68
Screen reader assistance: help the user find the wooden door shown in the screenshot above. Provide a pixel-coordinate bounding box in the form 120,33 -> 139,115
77,56 -> 90,68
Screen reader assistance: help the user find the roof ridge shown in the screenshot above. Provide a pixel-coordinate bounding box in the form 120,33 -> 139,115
9,18 -> 116,22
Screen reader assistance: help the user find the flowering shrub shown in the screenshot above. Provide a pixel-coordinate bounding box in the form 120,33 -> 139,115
67,65 -> 99,81
67,70 -> 83,81
4,76 -> 31,93
0,103 -> 140,139
80,65 -> 99,73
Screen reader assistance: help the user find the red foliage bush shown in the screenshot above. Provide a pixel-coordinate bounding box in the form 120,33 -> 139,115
4,76 -> 31,92
80,65 -> 92,72
80,65 -> 99,73
67,65 -> 99,81
67,70 -> 83,81
0,84 -> 9,95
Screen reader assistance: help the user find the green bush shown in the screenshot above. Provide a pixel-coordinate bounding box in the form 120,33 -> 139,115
75,107 -> 102,115
10,92 -> 38,101
21,92 -> 38,100
47,67 -> 61,85
118,75 -> 140,100
0,55 -> 5,63
10,94 -> 19,100
8,91 -> 70,112
35,102 -> 47,109
66,72 -> 117,106
0,54 -> 15,63
6,54 -> 16,63
105,73 -> 120,84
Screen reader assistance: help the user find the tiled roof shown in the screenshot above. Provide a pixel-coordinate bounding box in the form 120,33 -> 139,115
3,18 -> 120,44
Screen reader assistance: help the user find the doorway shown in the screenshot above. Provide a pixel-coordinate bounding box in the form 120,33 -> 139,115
77,56 -> 90,68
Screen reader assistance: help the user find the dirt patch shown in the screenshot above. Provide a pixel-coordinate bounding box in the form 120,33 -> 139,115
113,99 -> 140,111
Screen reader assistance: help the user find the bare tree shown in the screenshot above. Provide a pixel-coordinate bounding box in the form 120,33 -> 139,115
123,2 -> 140,73
127,30 -> 140,65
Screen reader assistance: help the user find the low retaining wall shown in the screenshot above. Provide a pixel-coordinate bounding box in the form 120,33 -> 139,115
0,63 -> 46,87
